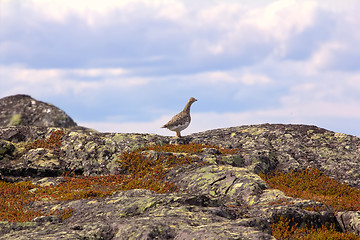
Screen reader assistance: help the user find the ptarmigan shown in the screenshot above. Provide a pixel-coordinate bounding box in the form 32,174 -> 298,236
162,97 -> 197,137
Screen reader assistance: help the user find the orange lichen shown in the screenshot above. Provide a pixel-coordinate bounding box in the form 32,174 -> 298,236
260,168 -> 360,212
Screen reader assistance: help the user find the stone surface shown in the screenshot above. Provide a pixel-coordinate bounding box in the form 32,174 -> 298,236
0,140 -> 15,161
337,211 -> 360,235
191,124 -> 360,188
0,94 -> 77,128
0,123 -> 360,239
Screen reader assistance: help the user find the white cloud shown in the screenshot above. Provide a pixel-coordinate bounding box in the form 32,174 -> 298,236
193,0 -> 318,60
155,1 -> 186,21
247,0 -> 317,39
307,42 -> 347,72
347,74 -> 360,91
14,0 -> 186,27
1,0 -> 360,137
24,0 -> 133,23
0,66 -> 148,97
3,0 -> 357,73
241,73 -> 272,85
185,71 -> 272,85
68,68 -> 128,77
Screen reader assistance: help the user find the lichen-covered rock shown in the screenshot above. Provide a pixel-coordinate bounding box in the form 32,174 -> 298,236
0,126 -> 171,179
0,140 -> 15,161
191,124 -> 360,188
0,123 -> 360,239
0,189 -> 276,240
167,164 -> 337,232
167,165 -> 268,205
0,94 -> 77,128
337,211 -> 360,235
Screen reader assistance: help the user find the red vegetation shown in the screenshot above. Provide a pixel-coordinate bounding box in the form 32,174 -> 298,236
25,130 -> 65,150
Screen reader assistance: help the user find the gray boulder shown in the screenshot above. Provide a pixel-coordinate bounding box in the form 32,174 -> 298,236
0,94 -> 77,128
337,211 -> 360,235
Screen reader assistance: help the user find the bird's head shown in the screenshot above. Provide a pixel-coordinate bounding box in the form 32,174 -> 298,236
189,97 -> 197,103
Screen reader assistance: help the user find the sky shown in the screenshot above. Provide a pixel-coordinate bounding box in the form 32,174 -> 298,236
1,0 -> 360,136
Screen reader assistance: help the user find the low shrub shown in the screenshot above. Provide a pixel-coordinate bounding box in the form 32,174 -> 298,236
261,169 -> 360,239
272,216 -> 360,240
260,168 -> 360,212
25,130 -> 65,150
138,143 -> 240,154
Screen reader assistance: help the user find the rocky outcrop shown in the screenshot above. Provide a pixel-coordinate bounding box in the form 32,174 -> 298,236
0,94 -> 77,128
0,123 -> 360,239
1,124 -> 359,187
192,124 -> 360,188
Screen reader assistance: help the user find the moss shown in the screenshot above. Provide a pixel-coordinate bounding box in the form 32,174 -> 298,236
111,134 -> 128,144
0,141 -> 15,157
9,114 -> 22,126
221,155 -> 244,167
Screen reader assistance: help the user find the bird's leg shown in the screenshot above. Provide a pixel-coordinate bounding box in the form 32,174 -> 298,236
176,130 -> 182,138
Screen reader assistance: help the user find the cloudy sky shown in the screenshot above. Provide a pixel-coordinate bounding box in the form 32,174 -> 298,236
1,0 -> 360,136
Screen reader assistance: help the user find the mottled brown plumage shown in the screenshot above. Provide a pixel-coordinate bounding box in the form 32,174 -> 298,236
162,97 -> 197,137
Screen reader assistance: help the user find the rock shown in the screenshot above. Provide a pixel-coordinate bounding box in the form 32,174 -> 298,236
0,140 -> 15,161
0,94 -> 77,128
192,124 -> 360,187
167,165 -> 268,205
337,211 -> 360,235
0,189 -> 276,239
0,123 -> 360,238
220,154 -> 245,167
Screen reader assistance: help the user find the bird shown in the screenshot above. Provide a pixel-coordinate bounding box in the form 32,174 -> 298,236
162,97 -> 197,137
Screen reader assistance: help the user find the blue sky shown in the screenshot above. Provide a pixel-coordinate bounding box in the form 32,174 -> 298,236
1,0 -> 360,136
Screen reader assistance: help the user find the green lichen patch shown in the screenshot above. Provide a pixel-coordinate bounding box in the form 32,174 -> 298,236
9,114 -> 22,126
0,140 -> 15,160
